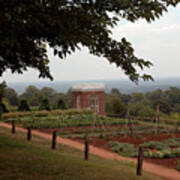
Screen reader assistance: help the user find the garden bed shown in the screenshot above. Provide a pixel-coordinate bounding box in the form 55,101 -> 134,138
71,133 -> 180,170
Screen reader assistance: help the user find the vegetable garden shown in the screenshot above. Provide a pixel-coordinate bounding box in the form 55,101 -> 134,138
1,109 -> 180,171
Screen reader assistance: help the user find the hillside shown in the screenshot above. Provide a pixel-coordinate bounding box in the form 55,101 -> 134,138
0,126 -> 161,180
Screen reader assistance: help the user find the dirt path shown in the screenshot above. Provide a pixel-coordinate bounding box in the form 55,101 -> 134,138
0,122 -> 179,180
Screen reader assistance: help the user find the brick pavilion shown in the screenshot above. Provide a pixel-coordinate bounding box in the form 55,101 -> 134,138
72,83 -> 106,115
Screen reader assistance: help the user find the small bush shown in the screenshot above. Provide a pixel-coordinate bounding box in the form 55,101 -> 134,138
18,100 -> 30,111
39,99 -> 51,111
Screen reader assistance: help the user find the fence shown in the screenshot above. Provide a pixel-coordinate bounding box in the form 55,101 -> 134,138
9,120 -> 144,176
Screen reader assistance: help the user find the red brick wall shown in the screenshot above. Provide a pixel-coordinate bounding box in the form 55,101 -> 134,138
72,91 -> 106,115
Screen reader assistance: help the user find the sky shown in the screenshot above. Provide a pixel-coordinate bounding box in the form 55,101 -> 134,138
1,5 -> 180,83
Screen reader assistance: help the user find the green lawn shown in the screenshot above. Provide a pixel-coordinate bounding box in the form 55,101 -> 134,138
0,126 -> 161,180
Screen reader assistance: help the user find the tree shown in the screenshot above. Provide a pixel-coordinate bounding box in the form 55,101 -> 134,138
41,87 -> 58,106
164,87 -> 180,107
20,86 -> 44,106
153,99 -> 171,114
4,87 -> 18,106
65,89 -> 73,108
110,88 -> 121,96
130,93 -> 145,103
39,99 -> 51,111
106,97 -> 127,117
0,82 -> 7,116
173,104 -> 180,114
18,99 -> 30,111
138,106 -> 155,117
41,87 -> 56,98
1,1 -> 179,83
128,102 -> 144,116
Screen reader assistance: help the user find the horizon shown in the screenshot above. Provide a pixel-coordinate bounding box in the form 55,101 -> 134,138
5,77 -> 180,95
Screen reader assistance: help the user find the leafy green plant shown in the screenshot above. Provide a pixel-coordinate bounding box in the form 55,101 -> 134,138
140,141 -> 169,150
163,138 -> 180,148
106,141 -> 137,157
144,149 -> 173,159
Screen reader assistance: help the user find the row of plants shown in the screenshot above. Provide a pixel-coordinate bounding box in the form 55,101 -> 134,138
1,109 -> 93,119
106,138 -> 180,159
58,122 -> 179,139
2,113 -> 139,129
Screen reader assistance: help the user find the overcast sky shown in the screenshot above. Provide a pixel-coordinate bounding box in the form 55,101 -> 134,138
2,5 -> 180,83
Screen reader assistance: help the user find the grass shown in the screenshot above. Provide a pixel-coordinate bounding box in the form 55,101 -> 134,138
0,126 -> 161,180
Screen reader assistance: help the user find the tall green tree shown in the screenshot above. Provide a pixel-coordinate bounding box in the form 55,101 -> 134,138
20,86 -> 44,106
1,1 -> 179,82
106,97 -> 127,117
0,82 -> 8,116
41,87 -> 58,106
4,87 -> 18,106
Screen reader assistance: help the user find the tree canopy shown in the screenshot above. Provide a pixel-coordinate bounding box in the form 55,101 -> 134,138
1,0 -> 179,82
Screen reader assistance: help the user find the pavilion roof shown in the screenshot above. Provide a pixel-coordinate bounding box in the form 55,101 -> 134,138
72,83 -> 105,92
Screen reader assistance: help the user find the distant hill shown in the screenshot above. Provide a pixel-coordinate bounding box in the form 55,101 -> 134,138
6,77 -> 180,95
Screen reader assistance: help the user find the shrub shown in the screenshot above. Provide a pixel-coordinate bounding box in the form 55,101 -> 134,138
18,100 -> 30,111
39,99 -> 51,111
56,98 -> 67,109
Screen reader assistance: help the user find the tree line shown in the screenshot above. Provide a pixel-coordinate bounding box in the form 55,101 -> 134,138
0,82 -> 72,112
1,81 -> 180,119
106,87 -> 180,119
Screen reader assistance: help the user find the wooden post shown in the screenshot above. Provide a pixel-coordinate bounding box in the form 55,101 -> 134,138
84,137 -> 89,160
11,120 -> 15,134
27,127 -> 32,141
52,131 -> 57,149
137,147 -> 144,176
